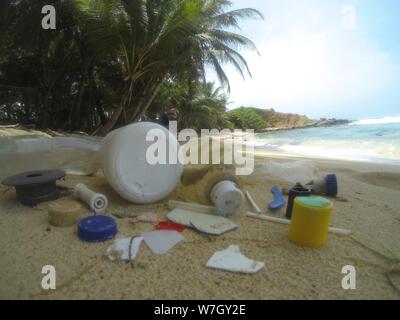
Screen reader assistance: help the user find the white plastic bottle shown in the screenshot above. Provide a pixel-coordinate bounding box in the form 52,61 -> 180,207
100,122 -> 183,204
0,135 -> 101,182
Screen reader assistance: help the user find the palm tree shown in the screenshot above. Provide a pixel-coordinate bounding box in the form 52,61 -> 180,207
78,0 -> 263,136
181,82 -> 228,129
0,0 -> 262,134
0,0 -> 123,131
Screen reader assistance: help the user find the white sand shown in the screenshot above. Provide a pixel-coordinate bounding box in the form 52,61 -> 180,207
0,153 -> 400,300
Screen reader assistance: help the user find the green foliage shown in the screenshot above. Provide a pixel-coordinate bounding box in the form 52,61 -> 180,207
228,107 -> 268,130
0,0 -> 123,131
148,80 -> 234,131
0,0 -> 263,134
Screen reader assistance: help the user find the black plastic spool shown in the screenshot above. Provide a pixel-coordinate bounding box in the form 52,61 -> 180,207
2,170 -> 66,207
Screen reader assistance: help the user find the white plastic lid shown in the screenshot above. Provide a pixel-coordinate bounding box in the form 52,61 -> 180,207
101,122 -> 183,204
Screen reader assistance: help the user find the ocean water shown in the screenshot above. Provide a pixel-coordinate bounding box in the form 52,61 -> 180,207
250,117 -> 400,164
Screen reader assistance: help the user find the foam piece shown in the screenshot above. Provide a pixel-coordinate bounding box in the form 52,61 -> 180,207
48,199 -> 84,227
206,246 -> 265,274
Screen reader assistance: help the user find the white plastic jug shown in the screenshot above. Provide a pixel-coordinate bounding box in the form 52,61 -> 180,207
101,122 -> 183,204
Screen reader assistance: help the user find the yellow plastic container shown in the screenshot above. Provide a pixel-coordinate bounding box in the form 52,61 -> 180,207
289,196 -> 333,248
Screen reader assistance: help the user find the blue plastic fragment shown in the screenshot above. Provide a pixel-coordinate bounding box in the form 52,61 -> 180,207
268,186 -> 285,211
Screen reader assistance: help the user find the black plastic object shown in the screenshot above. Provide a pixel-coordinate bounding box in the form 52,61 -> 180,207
325,174 -> 338,197
2,170 -> 66,207
285,183 -> 312,220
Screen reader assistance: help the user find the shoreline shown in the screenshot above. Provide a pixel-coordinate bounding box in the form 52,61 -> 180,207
253,149 -> 400,171
258,119 -> 351,133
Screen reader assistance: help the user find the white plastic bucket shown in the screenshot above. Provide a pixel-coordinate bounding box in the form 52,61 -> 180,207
210,180 -> 244,215
101,122 -> 183,204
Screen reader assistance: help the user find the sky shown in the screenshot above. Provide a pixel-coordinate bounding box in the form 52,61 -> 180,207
208,0 -> 400,120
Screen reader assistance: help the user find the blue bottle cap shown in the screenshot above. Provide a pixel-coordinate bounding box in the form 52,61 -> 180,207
78,215 -> 118,243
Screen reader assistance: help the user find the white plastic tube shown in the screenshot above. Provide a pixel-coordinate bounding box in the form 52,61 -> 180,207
246,212 -> 352,236
210,180 -> 244,215
245,191 -> 262,214
74,183 -> 108,214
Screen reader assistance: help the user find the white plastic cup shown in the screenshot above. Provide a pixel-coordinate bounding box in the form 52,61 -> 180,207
210,180 -> 244,215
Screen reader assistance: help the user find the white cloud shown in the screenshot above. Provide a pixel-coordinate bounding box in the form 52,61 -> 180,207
341,5 -> 357,30
207,0 -> 399,119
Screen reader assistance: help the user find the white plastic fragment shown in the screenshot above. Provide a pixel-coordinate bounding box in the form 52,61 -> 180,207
206,245 -> 265,274
107,237 -> 144,261
142,231 -> 184,255
167,208 -> 238,236
168,200 -> 221,216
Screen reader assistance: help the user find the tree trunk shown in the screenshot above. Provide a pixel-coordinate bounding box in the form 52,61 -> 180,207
129,80 -> 163,123
96,103 -> 107,125
97,93 -> 127,137
133,82 -> 163,121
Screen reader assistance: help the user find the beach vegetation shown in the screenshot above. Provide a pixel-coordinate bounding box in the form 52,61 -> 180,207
0,0 -> 263,135
228,107 -> 267,130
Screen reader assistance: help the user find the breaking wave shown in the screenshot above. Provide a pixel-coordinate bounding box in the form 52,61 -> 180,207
251,121 -> 400,164
351,116 -> 400,126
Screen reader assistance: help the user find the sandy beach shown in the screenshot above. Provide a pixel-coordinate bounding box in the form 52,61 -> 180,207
2,0 -> 400,304
1,151 -> 400,300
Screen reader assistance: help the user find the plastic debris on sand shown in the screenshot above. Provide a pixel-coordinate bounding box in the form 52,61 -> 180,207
261,160 -> 319,184
155,221 -> 185,233
206,245 -> 265,274
107,237 -> 144,261
167,208 -> 237,236
142,231 -> 184,255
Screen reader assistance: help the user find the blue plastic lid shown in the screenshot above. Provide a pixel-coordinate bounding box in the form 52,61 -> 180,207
78,215 -> 118,243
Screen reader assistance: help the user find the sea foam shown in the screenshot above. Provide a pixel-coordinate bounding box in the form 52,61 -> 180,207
351,116 -> 400,126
